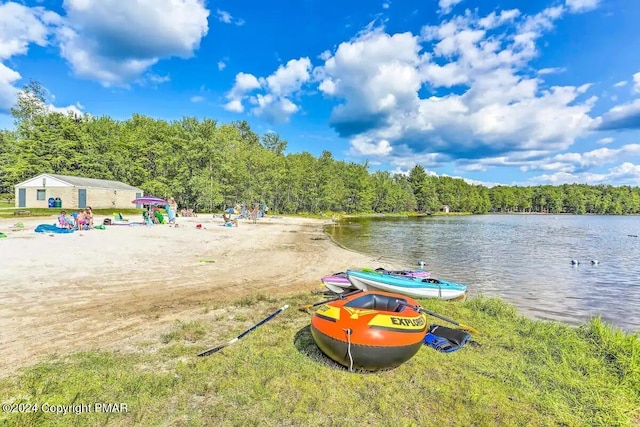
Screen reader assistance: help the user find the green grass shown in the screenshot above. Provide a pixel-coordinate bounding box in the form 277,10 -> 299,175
1,295 -> 638,426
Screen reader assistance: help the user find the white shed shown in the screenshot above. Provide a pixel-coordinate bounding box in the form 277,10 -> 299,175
15,173 -> 144,209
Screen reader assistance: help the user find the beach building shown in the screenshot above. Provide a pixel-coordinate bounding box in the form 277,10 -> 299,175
15,173 -> 143,209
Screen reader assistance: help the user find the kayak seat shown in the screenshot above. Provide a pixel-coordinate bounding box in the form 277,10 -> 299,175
346,293 -> 408,313
374,267 -> 409,276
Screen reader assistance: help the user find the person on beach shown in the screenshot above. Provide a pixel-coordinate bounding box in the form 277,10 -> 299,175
75,210 -> 87,230
143,208 -> 154,225
57,210 -> 74,229
84,207 -> 94,229
168,197 -> 178,219
165,202 -> 176,224
222,212 -> 238,227
250,203 -> 259,224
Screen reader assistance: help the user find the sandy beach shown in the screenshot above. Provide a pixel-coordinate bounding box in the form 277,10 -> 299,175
0,214 -> 375,377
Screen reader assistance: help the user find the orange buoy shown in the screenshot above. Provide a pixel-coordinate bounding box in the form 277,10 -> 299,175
310,291 -> 427,371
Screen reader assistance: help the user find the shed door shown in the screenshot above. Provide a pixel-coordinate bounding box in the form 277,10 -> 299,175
135,192 -> 142,208
18,188 -> 26,207
78,189 -> 87,208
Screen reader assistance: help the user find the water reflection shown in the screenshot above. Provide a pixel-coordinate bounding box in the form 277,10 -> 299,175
327,215 -> 640,332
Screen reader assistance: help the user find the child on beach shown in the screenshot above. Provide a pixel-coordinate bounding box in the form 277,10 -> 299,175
222,212 -> 238,227
57,211 -> 74,229
84,207 -> 94,229
75,210 -> 86,230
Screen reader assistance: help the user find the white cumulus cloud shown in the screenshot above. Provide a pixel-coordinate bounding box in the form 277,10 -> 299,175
538,67 -> 566,75
54,0 -> 210,87
0,63 -> 22,111
565,0 -> 600,13
262,57 -> 311,97
224,72 -> 261,113
596,99 -> 640,131
225,58 -> 312,123
503,144 -> 640,176
216,9 -> 244,25
478,9 -> 521,29
348,136 -> 393,156
314,6 -> 597,165
438,0 -> 464,15
530,161 -> 640,186
0,2 -> 51,60
216,9 -> 232,24
0,2 -> 59,111
48,102 -> 84,116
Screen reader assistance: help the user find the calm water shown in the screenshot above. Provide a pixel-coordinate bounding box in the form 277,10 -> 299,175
326,215 -> 640,332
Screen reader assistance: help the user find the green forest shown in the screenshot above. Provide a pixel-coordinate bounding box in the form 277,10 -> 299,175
2,82 -> 640,215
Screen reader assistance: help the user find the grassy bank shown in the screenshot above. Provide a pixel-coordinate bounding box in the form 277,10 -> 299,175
1,295 -> 638,426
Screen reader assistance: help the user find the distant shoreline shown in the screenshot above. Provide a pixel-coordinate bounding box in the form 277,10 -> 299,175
341,211 -> 640,218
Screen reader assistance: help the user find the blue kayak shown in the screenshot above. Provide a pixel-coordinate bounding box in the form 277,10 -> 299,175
346,270 -> 467,300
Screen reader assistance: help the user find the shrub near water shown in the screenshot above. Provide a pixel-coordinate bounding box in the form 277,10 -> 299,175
0,296 -> 639,426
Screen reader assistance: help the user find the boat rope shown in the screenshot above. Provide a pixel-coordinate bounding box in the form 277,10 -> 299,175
438,284 -> 442,299
343,328 -> 354,372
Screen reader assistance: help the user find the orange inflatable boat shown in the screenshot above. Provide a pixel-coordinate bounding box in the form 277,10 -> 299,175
310,291 -> 427,371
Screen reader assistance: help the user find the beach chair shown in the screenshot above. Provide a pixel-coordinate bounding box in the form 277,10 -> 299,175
57,215 -> 68,228
154,210 -> 165,224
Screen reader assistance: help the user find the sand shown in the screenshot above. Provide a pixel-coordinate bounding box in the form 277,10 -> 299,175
0,214 -> 376,377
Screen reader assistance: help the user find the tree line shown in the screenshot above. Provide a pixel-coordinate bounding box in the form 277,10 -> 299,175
1,82 -> 639,215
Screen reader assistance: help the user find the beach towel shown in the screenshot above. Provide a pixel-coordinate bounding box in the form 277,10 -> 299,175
35,224 -> 74,234
423,324 -> 471,353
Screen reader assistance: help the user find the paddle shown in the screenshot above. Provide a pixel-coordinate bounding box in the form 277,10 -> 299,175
401,302 -> 481,335
197,304 -> 289,357
298,289 -> 363,312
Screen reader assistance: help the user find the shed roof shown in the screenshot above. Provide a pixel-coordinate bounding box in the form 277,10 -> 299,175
17,173 -> 143,191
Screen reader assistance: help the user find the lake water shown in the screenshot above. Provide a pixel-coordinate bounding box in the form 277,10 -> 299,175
326,215 -> 640,332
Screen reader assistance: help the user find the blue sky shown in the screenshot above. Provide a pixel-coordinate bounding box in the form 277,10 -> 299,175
1,0 -> 640,187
